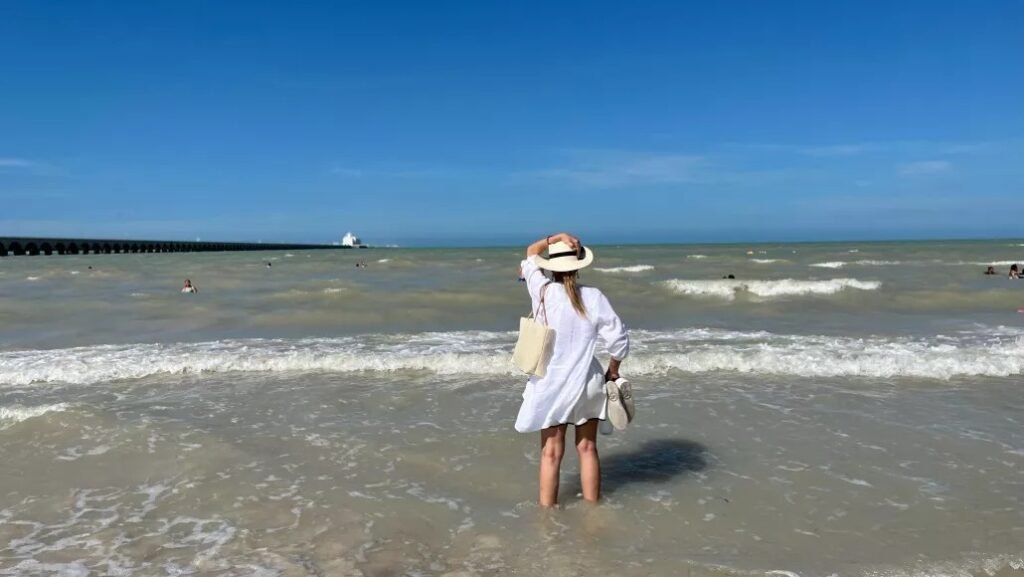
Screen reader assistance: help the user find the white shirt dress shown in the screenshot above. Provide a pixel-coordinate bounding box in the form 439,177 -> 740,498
514,256 -> 630,433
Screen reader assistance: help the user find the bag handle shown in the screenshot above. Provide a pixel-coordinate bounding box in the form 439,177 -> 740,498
533,282 -> 552,325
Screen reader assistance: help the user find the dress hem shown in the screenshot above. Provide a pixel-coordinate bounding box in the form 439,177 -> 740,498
516,416 -> 606,433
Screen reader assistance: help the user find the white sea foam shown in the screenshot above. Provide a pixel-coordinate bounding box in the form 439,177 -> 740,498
815,259 -> 1011,267
1,327 -> 1021,385
686,254 -> 708,259
25,276 -> 40,281
594,265 -> 655,273
853,260 -> 904,266
750,259 -> 782,264
963,260 -> 1022,266
377,259 -> 391,263
0,403 -> 69,428
661,278 -> 881,300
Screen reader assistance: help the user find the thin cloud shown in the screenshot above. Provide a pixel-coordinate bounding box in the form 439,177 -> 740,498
731,140 -> 1003,158
329,162 -> 483,180
537,151 -> 705,188
0,157 -> 36,168
897,160 -> 952,176
798,144 -> 879,157
0,157 -> 65,176
330,165 -> 365,177
729,142 -> 883,156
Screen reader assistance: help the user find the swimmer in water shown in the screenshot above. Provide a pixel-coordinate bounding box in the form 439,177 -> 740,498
181,279 -> 198,293
1010,264 -> 1020,279
984,266 -> 997,276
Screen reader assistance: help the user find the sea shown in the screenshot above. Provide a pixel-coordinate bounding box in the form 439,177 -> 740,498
0,240 -> 1022,577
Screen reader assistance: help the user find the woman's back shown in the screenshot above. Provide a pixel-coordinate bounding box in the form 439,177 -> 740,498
520,256 -> 628,387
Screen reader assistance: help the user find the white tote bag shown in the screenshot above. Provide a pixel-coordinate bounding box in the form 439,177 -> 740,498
512,284 -> 555,377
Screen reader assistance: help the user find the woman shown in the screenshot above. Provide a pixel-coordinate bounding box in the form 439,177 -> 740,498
516,232 -> 629,507
181,279 -> 198,293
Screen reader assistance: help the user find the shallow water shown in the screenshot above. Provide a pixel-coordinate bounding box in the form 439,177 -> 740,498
1,241 -> 1023,576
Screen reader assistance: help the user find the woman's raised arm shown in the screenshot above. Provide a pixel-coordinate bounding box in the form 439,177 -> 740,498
526,232 -> 579,258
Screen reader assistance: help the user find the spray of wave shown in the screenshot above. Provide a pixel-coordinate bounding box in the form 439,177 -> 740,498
1,327 -> 1021,385
686,254 -> 708,259
661,278 -> 881,300
750,259 -> 782,264
594,265 -> 655,273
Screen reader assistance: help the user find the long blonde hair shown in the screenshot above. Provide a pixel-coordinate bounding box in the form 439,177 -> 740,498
553,271 -> 587,317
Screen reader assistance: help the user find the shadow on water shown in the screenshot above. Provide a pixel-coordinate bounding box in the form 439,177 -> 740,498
566,438 -> 710,496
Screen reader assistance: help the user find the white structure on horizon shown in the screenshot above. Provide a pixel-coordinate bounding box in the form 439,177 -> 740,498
341,232 -> 361,247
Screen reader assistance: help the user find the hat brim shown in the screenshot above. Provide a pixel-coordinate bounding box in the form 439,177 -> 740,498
534,246 -> 595,272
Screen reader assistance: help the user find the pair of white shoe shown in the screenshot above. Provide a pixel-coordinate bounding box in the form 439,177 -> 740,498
604,377 -> 635,432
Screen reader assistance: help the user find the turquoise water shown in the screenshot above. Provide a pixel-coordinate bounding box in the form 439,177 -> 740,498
0,240 -> 1022,576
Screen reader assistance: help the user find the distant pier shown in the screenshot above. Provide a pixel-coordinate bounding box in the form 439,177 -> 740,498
0,236 -> 351,257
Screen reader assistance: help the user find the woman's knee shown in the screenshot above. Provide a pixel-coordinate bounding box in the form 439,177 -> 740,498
576,437 -> 598,457
540,427 -> 566,462
541,439 -> 564,462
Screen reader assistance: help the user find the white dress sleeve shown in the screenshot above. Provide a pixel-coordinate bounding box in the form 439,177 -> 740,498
520,256 -> 549,305
595,292 -> 629,361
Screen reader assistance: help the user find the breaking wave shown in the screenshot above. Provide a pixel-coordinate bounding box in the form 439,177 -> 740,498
963,260 -> 1022,266
661,278 -> 881,299
813,259 -> 1021,268
809,261 -> 847,269
594,265 -> 655,273
1,327 -> 1022,385
0,403 -> 70,428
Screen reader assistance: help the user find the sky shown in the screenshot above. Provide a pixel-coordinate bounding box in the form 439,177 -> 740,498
1,1 -> 1022,246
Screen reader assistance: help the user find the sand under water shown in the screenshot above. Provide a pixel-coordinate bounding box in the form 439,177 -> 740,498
1,241 -> 1022,576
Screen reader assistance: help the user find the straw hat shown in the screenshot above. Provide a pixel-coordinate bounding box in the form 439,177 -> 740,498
534,241 -> 595,272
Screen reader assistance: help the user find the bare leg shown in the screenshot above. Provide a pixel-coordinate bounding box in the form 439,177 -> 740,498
539,425 -> 567,507
575,419 -> 601,503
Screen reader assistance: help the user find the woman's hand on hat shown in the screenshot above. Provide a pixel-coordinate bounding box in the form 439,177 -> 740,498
528,232 -> 580,258
552,232 -> 580,249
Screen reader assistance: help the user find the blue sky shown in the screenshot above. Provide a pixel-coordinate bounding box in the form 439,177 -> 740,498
1,1 -> 1022,246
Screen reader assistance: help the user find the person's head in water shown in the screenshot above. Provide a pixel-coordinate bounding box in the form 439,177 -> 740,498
183,279 -> 192,287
